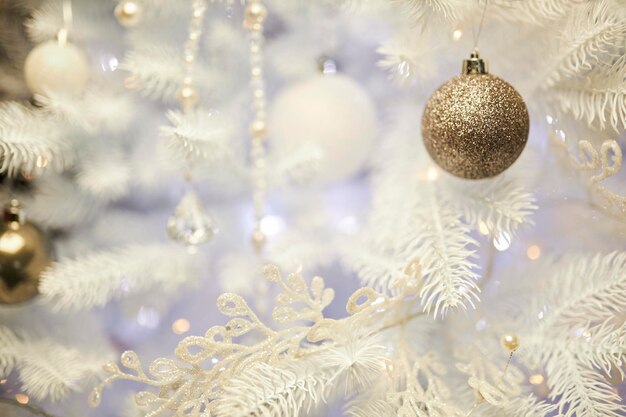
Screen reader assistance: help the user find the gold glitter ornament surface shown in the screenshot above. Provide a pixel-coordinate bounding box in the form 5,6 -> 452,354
422,52 -> 529,179
0,200 -> 53,304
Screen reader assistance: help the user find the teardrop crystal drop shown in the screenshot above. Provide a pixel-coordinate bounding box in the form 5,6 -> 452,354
167,191 -> 217,245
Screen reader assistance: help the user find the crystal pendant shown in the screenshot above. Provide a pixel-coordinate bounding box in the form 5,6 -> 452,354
167,191 -> 217,245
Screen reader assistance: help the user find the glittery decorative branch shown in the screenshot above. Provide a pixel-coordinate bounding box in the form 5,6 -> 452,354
551,132 -> 626,216
89,262 -> 425,416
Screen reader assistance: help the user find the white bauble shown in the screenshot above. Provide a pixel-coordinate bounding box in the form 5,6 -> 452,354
24,40 -> 90,97
269,74 -> 378,184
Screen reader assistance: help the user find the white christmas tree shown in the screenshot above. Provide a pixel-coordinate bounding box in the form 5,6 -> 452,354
0,1 -> 624,417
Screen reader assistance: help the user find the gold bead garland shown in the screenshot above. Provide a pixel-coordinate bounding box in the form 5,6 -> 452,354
245,0 -> 269,253
178,0 -> 207,114
166,0 -> 218,246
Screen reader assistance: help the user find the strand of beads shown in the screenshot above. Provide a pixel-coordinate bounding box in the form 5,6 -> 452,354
178,0 -> 207,113
166,0 -> 218,247
244,0 -> 269,253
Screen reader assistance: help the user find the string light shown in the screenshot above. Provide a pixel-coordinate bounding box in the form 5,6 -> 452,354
452,29 -> 463,41
527,244 -> 541,260
172,318 -> 191,335
426,166 -> 439,181
529,374 -> 544,385
15,393 -> 29,404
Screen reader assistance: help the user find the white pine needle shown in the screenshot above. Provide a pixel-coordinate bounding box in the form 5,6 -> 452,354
444,176 -> 537,237
551,56 -> 626,131
40,244 -> 201,311
0,102 -> 72,175
160,108 -> 237,165
0,326 -> 105,402
215,361 -> 332,417
543,0 -> 626,87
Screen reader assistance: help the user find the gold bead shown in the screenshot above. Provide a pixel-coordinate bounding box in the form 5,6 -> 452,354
250,119 -> 267,139
114,0 -> 142,28
251,228 -> 266,253
177,84 -> 198,112
500,333 -> 520,352
244,1 -> 267,28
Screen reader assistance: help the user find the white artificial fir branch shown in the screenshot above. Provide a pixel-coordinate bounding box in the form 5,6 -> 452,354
160,108 -> 238,165
37,87 -> 137,134
0,102 -> 73,175
412,184 -> 481,317
215,361 -> 333,417
545,348 -> 625,417
509,253 -> 626,417
75,144 -> 131,200
376,28 -> 441,86
542,0 -> 626,88
39,244 -> 202,311
489,0 -> 585,25
121,46 -> 186,101
0,326 -> 105,402
341,235 -> 407,291
443,176 -> 537,237
550,56 -> 626,132
121,46 -> 225,102
20,174 -> 103,229
393,0 -> 470,23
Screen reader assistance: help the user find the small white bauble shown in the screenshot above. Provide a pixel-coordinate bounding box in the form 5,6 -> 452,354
23,40 -> 90,97
269,74 -> 378,183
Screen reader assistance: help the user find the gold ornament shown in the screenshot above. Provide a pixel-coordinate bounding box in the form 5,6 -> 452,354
422,51 -> 529,179
500,333 -> 520,352
115,0 -> 142,27
0,200 -> 53,304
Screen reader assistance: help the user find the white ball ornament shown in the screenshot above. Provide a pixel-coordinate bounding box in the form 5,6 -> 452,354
23,40 -> 90,97
268,73 -> 378,184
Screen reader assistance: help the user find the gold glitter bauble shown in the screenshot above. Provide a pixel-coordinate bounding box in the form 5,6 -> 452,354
0,200 -> 53,304
422,52 -> 529,179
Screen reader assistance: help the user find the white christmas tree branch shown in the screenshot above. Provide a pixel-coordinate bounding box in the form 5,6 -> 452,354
489,0 -> 584,25
39,244 -> 201,311
444,176 -> 537,237
215,361 -> 333,417
75,144 -> 131,200
21,174 -> 103,229
551,56 -> 626,132
408,185 -> 481,317
545,348 -> 625,417
0,326 -> 105,402
0,102 -> 73,175
543,0 -> 626,87
160,108 -> 238,165
515,253 -> 626,417
37,87 -> 137,134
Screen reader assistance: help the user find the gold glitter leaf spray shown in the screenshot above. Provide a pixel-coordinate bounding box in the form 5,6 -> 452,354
421,50 -> 529,179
